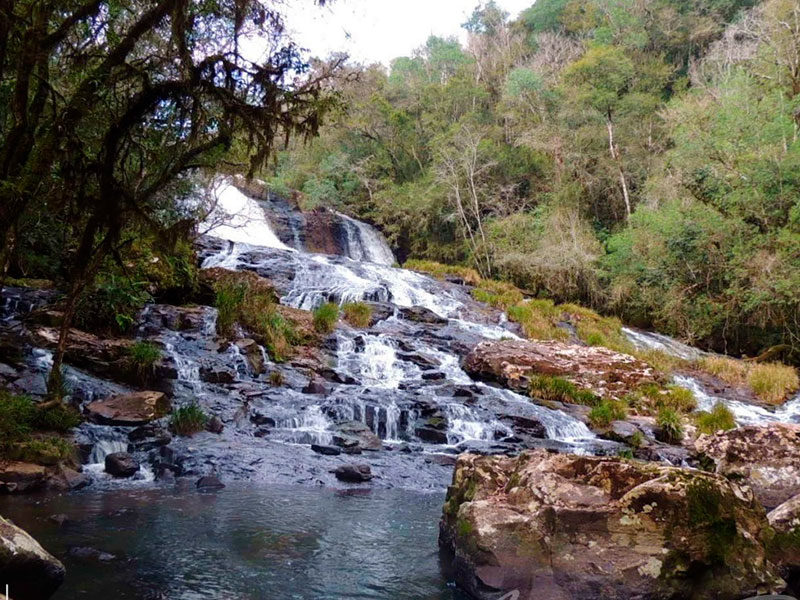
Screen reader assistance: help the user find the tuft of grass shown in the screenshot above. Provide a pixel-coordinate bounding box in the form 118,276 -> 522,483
629,430 -> 644,448
588,399 -> 627,428
313,302 -> 339,334
342,301 -> 372,328
127,341 -> 162,378
507,299 -> 568,341
697,356 -> 799,405
747,362 -> 799,405
626,383 -> 695,416
471,279 -> 524,310
695,403 -> 737,434
0,391 -> 81,462
210,272 -> 298,362
558,303 -> 633,354
269,371 -> 285,386
656,407 -> 684,444
528,375 -> 599,406
403,259 -> 482,286
170,402 -> 208,436
661,385 -> 697,412
0,391 -> 36,443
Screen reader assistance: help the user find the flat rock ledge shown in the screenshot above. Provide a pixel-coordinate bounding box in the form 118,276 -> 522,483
439,450 -> 784,600
463,339 -> 659,399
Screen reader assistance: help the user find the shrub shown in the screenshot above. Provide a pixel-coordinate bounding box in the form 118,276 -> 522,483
170,402 -> 208,436
342,302 -> 372,328
403,259 -> 482,286
0,390 -> 79,463
695,403 -> 737,434
7,437 -> 76,465
313,302 -> 339,334
127,341 -> 162,377
661,385 -> 697,413
74,274 -> 152,334
528,375 -> 599,406
588,399 -> 627,428
33,405 -> 82,433
656,407 -> 684,444
747,362 -> 799,405
0,391 -> 36,443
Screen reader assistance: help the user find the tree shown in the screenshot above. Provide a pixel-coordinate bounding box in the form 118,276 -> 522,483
0,0 -> 339,397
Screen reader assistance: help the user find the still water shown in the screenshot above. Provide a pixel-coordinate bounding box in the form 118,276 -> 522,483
0,484 -> 467,600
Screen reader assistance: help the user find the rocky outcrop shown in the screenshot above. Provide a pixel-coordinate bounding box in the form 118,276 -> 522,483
0,463 -> 90,494
768,493 -> 800,578
0,514 -> 65,600
440,450 -> 783,600
463,339 -> 659,399
86,391 -> 170,426
694,423 -> 800,509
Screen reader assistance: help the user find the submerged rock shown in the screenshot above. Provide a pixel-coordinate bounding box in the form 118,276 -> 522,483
694,423 -> 800,509
86,391 -> 171,426
311,444 -> 341,456
439,450 -> 783,600
463,339 -> 659,399
334,464 -> 372,483
196,475 -> 225,489
0,514 -> 65,600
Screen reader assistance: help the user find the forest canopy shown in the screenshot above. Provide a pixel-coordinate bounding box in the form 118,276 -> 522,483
262,0 -> 800,361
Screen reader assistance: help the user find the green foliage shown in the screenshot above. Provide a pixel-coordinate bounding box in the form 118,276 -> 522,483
0,391 -> 36,443
0,390 -> 80,463
471,279 -> 524,310
656,407 -> 684,444
747,362 -> 799,405
588,399 -> 627,428
695,403 -> 737,434
313,302 -> 339,334
403,259 -> 482,285
74,275 -> 152,335
127,342 -> 162,378
170,403 -> 208,437
528,375 -> 600,406
341,302 -> 372,328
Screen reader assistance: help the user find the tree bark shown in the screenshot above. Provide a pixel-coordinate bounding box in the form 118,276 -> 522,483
606,114 -> 631,221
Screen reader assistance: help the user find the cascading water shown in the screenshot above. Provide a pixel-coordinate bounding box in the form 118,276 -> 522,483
622,327 -> 705,361
335,211 -> 396,266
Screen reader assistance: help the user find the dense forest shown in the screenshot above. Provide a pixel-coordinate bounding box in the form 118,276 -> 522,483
263,0 -> 800,361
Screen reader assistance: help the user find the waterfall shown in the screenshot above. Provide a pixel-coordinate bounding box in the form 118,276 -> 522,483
445,404 -> 507,444
336,333 -> 418,389
622,327 -> 704,360
203,178 -> 291,250
335,212 -> 396,266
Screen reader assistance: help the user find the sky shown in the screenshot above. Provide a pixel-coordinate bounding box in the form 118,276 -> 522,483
278,0 -> 534,66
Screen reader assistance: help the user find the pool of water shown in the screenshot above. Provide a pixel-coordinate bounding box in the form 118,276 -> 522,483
0,484 -> 467,600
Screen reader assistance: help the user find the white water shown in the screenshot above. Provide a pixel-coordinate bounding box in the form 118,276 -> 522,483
336,333 -> 419,389
336,212 -> 396,266
204,179 -> 291,250
622,327 -> 705,361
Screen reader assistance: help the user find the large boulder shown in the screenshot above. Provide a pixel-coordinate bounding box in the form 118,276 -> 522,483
104,452 -> 139,478
86,391 -> 170,426
0,462 -> 47,494
0,515 -> 65,599
463,339 -> 659,399
767,493 -> 800,578
440,450 -> 783,600
694,423 -> 800,509
332,421 -> 382,451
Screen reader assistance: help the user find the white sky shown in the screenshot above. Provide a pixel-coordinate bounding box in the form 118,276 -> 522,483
279,0 -> 534,66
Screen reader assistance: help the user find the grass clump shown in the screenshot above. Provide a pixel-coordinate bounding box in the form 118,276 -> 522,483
403,259 -> 482,286
656,407 -> 684,444
170,402 -> 208,436
626,383 -> 695,416
210,271 -> 299,362
507,299 -> 567,341
588,399 -> 627,428
342,301 -> 372,328
127,341 -> 162,378
313,302 -> 339,334
471,280 -> 524,310
559,303 -> 633,354
697,356 -> 799,405
528,375 -> 599,406
0,390 -> 80,463
747,362 -> 799,405
269,371 -> 285,386
695,403 -> 736,434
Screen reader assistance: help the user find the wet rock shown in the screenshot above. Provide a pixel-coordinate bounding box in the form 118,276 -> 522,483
302,377 -> 327,395
0,462 -> 48,494
138,304 -> 214,335
499,414 -> 547,439
421,371 -> 446,381
334,464 -> 372,482
311,444 -> 341,456
28,325 -> 132,375
463,339 -> 659,399
206,416 -> 224,434
250,411 -> 276,427
599,420 -> 643,444
333,421 -> 382,451
254,427 -> 271,438
365,302 -> 394,325
129,425 -> 172,450
397,352 -> 440,369
694,423 -> 800,508
68,546 -> 117,562
426,454 -> 458,466
196,475 -> 225,489
235,338 -> 266,375
86,391 -> 170,426
105,452 -> 139,478
398,305 -> 448,325
46,466 -> 91,492
415,426 -> 449,444
199,365 -> 236,384
0,514 -> 65,600
440,450 -> 783,600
